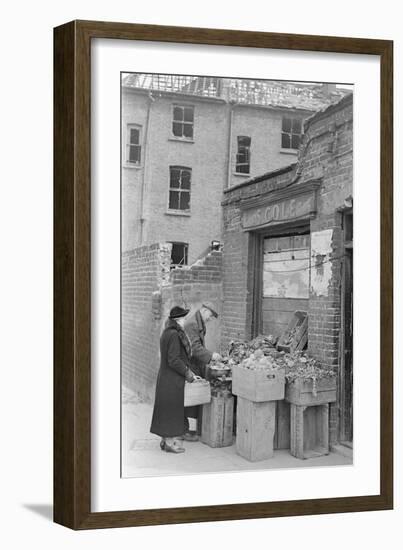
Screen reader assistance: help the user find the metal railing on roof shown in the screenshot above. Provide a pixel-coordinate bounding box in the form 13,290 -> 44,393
122,73 -> 348,110
124,74 -> 221,97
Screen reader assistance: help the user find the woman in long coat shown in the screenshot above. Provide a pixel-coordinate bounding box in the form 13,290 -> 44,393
150,306 -> 197,453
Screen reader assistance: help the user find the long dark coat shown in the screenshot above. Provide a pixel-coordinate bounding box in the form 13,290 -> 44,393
150,320 -> 192,438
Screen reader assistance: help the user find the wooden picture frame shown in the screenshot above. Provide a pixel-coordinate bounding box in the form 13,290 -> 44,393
54,20 -> 393,529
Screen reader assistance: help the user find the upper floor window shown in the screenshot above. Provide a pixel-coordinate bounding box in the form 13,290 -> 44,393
281,116 -> 303,149
168,166 -> 191,211
235,136 -> 251,174
126,124 -> 142,164
172,105 -> 194,139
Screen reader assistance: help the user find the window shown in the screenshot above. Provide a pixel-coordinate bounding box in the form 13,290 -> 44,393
126,124 -> 141,164
168,166 -> 191,211
281,116 -> 303,149
169,242 -> 188,268
172,105 -> 194,139
235,136 -> 251,174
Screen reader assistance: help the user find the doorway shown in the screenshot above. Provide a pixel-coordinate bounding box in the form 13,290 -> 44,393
340,211 -> 353,444
261,233 -> 310,338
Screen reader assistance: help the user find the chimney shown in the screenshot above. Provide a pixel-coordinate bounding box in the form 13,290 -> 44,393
322,83 -> 337,96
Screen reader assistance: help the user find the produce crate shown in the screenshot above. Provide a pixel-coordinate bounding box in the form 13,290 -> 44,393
290,403 -> 330,459
274,400 -> 291,450
231,364 -> 285,402
201,391 -> 234,448
184,380 -> 211,407
285,377 -> 336,406
236,397 -> 276,461
277,310 -> 308,353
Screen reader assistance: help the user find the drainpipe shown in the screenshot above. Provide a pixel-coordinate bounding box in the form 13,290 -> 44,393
139,91 -> 154,244
226,103 -> 235,189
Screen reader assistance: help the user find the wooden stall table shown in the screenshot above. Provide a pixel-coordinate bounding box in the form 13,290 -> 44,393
232,365 -> 285,462
285,377 -> 337,459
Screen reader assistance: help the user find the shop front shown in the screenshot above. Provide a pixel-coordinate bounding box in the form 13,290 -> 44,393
221,93 -> 353,448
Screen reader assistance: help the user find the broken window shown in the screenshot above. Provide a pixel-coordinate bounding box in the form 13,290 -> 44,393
281,116 -> 303,149
172,105 -> 194,139
169,166 -> 191,211
126,124 -> 141,164
169,242 -> 189,268
235,136 -> 251,174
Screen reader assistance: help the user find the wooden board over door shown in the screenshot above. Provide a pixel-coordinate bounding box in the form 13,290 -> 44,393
262,235 -> 309,337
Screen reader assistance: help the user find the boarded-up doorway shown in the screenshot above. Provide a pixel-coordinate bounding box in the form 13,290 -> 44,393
262,234 -> 310,338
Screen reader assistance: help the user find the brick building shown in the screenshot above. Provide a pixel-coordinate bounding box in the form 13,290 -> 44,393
221,93 -> 353,447
121,79 -> 353,450
122,74 -> 347,264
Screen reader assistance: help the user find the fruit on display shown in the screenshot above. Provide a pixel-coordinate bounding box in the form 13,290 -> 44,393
215,335 -> 337,391
227,335 -> 277,363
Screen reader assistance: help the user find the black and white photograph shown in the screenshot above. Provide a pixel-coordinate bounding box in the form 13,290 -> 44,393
121,72 -> 354,478
1,0 -> 398,541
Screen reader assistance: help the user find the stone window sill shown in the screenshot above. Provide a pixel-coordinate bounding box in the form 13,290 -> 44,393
279,148 -> 298,155
168,137 -> 195,144
123,163 -> 142,169
165,210 -> 191,217
233,171 -> 250,177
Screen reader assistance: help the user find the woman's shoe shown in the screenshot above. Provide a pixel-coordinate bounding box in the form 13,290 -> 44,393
164,441 -> 185,454
160,439 -> 166,451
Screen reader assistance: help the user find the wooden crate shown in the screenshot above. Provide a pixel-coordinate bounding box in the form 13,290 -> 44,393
290,403 -> 329,459
236,397 -> 276,461
201,391 -> 234,448
184,380 -> 211,407
285,377 -> 336,406
232,364 -> 285,402
274,400 -> 291,450
277,310 -> 308,353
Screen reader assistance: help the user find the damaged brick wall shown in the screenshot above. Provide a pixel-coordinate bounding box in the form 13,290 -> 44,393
302,96 -> 352,358
122,244 -> 223,401
299,96 -> 353,444
157,250 -> 223,354
121,243 -> 171,400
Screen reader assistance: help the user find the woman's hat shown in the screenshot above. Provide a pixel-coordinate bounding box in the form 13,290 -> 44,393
169,306 -> 190,319
202,302 -> 218,318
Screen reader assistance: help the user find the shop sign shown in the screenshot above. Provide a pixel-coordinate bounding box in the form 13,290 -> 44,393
241,192 -> 316,230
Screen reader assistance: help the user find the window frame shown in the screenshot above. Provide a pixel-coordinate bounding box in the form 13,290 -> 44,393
235,135 -> 251,174
168,165 -> 192,213
172,104 -> 195,141
125,123 -> 142,166
281,115 -> 303,150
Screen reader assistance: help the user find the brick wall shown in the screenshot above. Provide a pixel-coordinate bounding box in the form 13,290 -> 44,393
121,243 -> 171,400
301,97 -> 353,367
122,244 -> 223,402
159,250 -> 223,353
302,96 -> 353,444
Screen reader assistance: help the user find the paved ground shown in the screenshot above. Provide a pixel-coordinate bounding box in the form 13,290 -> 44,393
121,387 -> 353,478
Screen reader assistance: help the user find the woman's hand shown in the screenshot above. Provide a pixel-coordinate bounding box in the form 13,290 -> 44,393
185,369 -> 195,383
